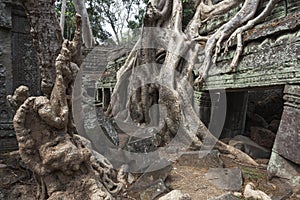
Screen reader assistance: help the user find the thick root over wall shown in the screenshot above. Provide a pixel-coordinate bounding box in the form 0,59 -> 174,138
106,0 -> 280,166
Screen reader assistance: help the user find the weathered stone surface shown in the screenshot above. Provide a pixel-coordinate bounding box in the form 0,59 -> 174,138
250,127 -> 276,149
0,1 -> 40,151
0,1 -> 14,151
177,150 -> 224,168
269,178 -> 294,200
21,0 -> 63,96
268,152 -> 300,187
129,160 -> 172,191
273,85 -> 300,164
229,135 -> 271,159
0,0 -> 12,28
208,193 -> 240,200
139,179 -> 169,200
11,5 -> 39,95
158,190 -> 191,200
204,168 -> 243,191
244,182 -> 271,200
202,29 -> 300,91
125,127 -> 161,153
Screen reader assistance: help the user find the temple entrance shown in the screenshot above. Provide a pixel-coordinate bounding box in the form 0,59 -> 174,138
199,86 -> 284,160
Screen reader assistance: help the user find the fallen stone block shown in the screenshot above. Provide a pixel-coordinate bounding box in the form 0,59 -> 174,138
208,192 -> 240,200
129,159 -> 172,191
139,179 -> 169,200
205,168 -> 243,191
229,135 -> 271,159
250,127 -> 276,149
177,150 -> 224,168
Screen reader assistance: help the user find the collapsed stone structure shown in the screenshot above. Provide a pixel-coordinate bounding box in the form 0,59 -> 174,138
0,0 -> 299,197
196,0 -> 300,186
95,0 -> 300,186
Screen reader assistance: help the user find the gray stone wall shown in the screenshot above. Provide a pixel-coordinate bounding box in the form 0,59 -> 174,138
11,3 -> 39,95
0,0 -> 14,148
0,0 -> 39,151
200,1 -> 300,91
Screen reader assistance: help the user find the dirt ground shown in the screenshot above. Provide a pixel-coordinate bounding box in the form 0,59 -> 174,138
164,154 -> 299,200
0,151 -> 299,200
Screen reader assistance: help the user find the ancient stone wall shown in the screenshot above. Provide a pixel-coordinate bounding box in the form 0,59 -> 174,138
0,0 -> 15,151
0,0 -> 39,151
201,1 -> 300,90
11,3 -> 39,95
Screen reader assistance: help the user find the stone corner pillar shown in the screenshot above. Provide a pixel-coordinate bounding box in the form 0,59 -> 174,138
268,84 -> 300,186
0,0 -> 17,151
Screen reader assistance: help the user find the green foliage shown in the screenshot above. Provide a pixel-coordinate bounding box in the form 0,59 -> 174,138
55,0 -> 114,44
242,167 -> 267,182
182,0 -> 195,30
55,0 -> 198,44
55,0 -> 77,40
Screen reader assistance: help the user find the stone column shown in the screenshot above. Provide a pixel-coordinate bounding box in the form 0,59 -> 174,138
268,84 -> 300,186
0,0 -> 40,151
0,0 -> 17,151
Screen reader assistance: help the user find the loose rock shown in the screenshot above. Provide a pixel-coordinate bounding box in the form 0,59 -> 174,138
250,127 -> 276,149
158,190 -> 191,200
229,135 -> 271,159
244,182 -> 271,200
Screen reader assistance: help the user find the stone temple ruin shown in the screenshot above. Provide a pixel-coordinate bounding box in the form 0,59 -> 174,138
94,0 -> 300,186
0,0 -> 299,198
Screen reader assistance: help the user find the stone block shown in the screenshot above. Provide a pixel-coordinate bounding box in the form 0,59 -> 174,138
177,150 -> 224,168
205,168 -> 243,191
229,135 -> 271,159
250,127 -> 276,149
208,193 -> 240,200
268,151 -> 300,187
158,190 -> 191,200
139,179 -> 169,200
129,159 -> 172,191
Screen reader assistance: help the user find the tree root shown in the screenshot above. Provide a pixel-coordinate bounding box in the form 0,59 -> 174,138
105,0 -> 280,170
197,0 -> 261,82
225,0 -> 280,71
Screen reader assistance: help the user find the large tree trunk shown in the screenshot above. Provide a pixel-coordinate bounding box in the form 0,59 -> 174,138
60,0 -> 67,35
73,0 -> 95,48
11,14 -> 124,200
10,1 -> 125,199
107,0 -> 279,166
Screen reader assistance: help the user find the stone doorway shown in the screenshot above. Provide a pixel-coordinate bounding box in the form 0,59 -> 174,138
198,86 -> 285,160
